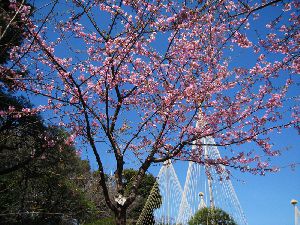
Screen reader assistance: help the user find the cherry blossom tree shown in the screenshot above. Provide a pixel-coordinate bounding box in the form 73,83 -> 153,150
0,0 -> 299,224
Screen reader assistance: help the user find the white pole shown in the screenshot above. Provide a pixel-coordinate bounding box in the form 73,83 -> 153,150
296,206 -> 298,225
291,199 -> 298,225
203,138 -> 214,208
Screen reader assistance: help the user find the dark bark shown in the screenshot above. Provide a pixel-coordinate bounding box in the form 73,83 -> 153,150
115,208 -> 127,225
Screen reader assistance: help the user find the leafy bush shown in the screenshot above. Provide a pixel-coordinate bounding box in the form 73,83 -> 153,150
188,207 -> 237,225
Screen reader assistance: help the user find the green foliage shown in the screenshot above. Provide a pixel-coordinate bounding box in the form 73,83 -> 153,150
123,169 -> 161,224
0,89 -> 46,175
0,91 -> 98,225
188,207 -> 237,225
136,181 -> 162,225
0,131 -> 98,224
84,168 -> 161,224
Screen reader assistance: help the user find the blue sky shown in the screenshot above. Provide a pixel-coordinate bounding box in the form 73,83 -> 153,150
84,127 -> 299,225
143,126 -> 300,225
226,5 -> 300,224
233,127 -> 300,225
236,167 -> 299,225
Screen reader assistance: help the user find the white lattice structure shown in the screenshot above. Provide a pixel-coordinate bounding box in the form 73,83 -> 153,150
137,160 -> 185,225
176,137 -> 248,225
137,137 -> 248,225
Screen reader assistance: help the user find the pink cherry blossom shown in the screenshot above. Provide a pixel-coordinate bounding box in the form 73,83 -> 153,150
2,1 -> 299,221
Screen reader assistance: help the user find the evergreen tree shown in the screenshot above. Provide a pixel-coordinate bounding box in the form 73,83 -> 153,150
188,207 -> 237,225
0,91 -> 97,225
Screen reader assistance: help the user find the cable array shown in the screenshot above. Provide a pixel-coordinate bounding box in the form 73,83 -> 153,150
137,137 -> 248,225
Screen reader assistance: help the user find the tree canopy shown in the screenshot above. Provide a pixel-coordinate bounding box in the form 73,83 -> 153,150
0,89 -> 46,175
188,207 -> 237,225
123,169 -> 162,224
0,91 -> 98,225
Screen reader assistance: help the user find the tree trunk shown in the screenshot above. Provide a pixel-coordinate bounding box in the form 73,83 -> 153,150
115,208 -> 127,225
